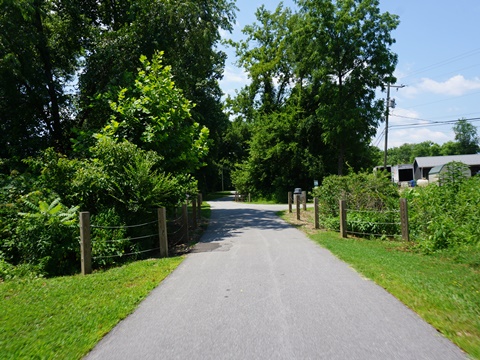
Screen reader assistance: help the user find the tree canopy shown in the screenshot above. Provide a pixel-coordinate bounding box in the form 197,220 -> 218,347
226,0 -> 399,200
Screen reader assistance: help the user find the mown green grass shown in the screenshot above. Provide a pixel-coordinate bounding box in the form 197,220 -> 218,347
281,209 -> 480,359
0,257 -> 183,359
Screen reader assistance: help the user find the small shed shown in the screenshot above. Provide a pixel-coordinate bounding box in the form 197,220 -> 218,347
428,163 -> 471,184
413,154 -> 480,180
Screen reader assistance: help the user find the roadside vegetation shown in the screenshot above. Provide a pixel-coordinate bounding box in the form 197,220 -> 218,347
0,257 -> 183,359
281,168 -> 480,359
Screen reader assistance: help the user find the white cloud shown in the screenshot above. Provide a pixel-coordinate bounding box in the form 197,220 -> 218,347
414,75 -> 480,96
219,66 -> 250,97
388,127 -> 451,148
222,66 -> 249,84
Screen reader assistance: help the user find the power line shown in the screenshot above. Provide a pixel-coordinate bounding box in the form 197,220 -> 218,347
389,115 -> 480,130
397,47 -> 480,81
401,89 -> 480,110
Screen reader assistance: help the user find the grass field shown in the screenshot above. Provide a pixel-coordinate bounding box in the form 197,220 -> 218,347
0,257 -> 183,359
281,209 -> 480,360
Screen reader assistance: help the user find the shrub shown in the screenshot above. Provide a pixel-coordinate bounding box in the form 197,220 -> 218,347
313,171 -> 399,216
90,208 -> 132,268
312,171 -> 400,237
15,194 -> 79,276
405,175 -> 480,252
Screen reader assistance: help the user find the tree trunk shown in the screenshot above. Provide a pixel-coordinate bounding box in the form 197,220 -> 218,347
33,1 -> 63,151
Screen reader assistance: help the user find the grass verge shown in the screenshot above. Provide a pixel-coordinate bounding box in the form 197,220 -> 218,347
281,209 -> 480,360
0,257 -> 183,359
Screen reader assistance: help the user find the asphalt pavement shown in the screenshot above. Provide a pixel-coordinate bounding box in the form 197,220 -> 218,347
84,196 -> 468,360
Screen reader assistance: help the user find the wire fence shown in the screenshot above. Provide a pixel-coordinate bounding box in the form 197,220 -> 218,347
345,209 -> 402,239
80,194 -> 204,275
288,195 -> 409,241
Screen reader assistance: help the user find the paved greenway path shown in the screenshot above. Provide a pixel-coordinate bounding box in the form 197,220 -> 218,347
85,196 -> 467,360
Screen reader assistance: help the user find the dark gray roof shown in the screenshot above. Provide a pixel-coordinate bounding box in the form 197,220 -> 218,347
414,154 -> 480,168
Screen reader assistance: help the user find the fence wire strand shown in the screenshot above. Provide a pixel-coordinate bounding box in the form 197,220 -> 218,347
347,230 -> 401,238
91,220 -> 158,230
93,247 -> 161,260
91,233 -> 158,244
347,220 -> 400,226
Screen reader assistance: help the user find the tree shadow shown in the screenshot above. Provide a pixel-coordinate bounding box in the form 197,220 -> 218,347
191,197 -> 293,253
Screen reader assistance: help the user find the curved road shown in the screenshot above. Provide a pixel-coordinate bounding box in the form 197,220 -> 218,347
85,196 -> 467,360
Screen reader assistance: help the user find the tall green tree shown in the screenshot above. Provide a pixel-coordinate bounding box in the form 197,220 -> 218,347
0,0 -> 89,163
101,52 -> 209,175
76,0 -> 236,192
232,4 -> 295,115
228,0 -> 399,198
295,0 -> 399,175
453,118 -> 479,154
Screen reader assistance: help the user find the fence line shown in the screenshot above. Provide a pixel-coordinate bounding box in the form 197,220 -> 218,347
80,194 -> 203,275
287,193 -> 409,241
91,220 -> 159,230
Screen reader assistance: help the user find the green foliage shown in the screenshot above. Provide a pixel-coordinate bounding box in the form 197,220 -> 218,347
405,175 -> 480,252
230,110 -> 320,202
103,52 -> 209,174
453,118 -> 479,154
297,0 -> 399,174
312,171 -> 399,218
0,138 -> 193,276
90,208 -> 131,268
228,0 -> 399,199
312,172 -> 400,235
438,161 -> 471,189
0,0 -> 88,160
15,193 -> 79,276
347,210 -> 400,239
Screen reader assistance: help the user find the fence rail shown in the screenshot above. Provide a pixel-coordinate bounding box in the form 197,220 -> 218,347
289,193 -> 410,242
80,194 -> 203,275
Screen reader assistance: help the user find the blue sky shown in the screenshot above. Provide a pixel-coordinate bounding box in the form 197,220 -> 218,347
219,0 -> 480,149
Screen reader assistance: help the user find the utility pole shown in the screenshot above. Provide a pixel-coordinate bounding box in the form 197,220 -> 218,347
384,83 -> 405,169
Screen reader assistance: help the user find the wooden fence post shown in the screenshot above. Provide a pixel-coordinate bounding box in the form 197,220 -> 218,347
296,194 -> 301,220
302,191 -> 307,211
80,212 -> 92,275
400,198 -> 410,241
197,193 -> 202,220
288,192 -> 292,213
192,198 -> 197,230
314,197 -> 319,229
182,203 -> 189,243
248,193 -> 251,203
340,200 -> 347,238
158,208 -> 168,258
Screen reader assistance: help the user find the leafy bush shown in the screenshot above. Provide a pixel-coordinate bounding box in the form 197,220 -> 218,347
346,210 -> 400,238
313,171 -> 399,216
15,194 -> 79,276
90,208 -> 132,268
0,259 -> 44,281
405,174 -> 480,252
312,171 -> 400,236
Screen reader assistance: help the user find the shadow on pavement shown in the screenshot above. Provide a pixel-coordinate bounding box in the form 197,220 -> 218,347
192,197 -> 291,253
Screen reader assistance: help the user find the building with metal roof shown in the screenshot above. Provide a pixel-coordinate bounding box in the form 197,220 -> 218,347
413,154 -> 480,180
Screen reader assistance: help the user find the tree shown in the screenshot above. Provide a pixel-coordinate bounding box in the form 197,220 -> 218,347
227,0 -> 399,198
100,52 -> 209,175
0,0 -> 88,164
232,4 -> 295,115
76,0 -> 236,192
453,119 -> 479,154
295,0 -> 399,175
